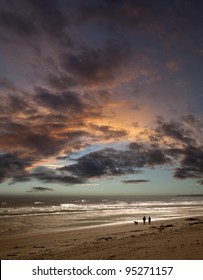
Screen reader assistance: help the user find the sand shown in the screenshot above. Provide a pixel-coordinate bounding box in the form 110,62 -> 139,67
0,216 -> 203,260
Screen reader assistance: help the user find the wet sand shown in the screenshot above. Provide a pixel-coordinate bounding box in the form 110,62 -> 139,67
0,216 -> 203,260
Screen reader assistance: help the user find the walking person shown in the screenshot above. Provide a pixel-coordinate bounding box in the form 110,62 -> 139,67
143,216 -> 146,225
148,216 -> 151,224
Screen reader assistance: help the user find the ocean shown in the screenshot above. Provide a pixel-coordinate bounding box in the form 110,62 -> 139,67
0,195 -> 203,234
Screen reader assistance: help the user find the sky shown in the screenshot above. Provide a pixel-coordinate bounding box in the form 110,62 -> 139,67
0,0 -> 203,197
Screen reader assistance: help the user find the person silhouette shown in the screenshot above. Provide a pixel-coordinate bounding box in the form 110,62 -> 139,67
148,216 -> 151,224
143,216 -> 146,225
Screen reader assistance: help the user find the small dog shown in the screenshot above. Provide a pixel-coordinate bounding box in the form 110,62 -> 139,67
134,221 -> 138,225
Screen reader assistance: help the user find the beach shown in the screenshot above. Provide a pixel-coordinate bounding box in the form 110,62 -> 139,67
0,216 -> 203,260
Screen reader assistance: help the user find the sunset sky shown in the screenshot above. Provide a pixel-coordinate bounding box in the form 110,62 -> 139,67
0,0 -> 203,197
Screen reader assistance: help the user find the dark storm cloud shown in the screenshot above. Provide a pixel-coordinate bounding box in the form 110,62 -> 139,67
0,120 -> 28,137
62,146 -> 171,179
155,118 -> 194,145
46,72 -> 77,90
34,88 -> 84,112
0,94 -> 29,116
0,93 -> 37,116
61,148 -> 140,178
129,142 -> 170,166
8,95 -> 29,112
27,186 -> 53,192
173,146 -> 203,180
146,149 -> 171,166
129,143 -> 171,166
129,142 -> 145,150
31,166 -> 85,185
173,167 -> 194,179
1,92 -> 201,186
62,131 -> 90,140
165,147 -> 185,160
6,163 -> 86,185
58,131 -> 203,183
148,117 -> 203,182
122,179 -> 150,184
90,124 -> 128,140
0,87 -> 110,165
0,153 -> 31,183
36,174 -> 84,185
61,44 -> 126,86
0,122 -> 68,159
181,114 -> 203,129
23,133 -> 67,157
0,114 -> 202,186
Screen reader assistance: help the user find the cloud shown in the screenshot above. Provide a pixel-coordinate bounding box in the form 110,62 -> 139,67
0,0 -> 70,42
155,117 -> 195,145
129,142 -> 145,150
8,163 -> 86,185
22,133 -> 67,157
181,114 -> 203,132
122,179 -> 150,184
146,149 -> 171,166
27,186 -> 54,192
0,76 -> 16,91
0,113 -> 203,187
0,0 -> 202,191
56,112 -> 203,183
27,0 -> 68,39
173,167 -> 194,179
173,146 -> 203,180
46,72 -> 77,90
89,124 -> 128,140
61,148 -> 141,178
31,166 -> 85,185
61,146 -> 171,179
34,88 -> 84,112
0,153 -> 31,183
0,88 -> 115,163
0,11 -> 38,37
0,118 -> 68,159
61,44 -> 128,87
77,0 -> 156,32
8,95 -> 29,113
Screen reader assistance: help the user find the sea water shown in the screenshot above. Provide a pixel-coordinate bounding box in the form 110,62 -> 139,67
0,195 -> 203,233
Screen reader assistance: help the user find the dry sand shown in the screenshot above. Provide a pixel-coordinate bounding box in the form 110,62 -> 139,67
0,216 -> 203,260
